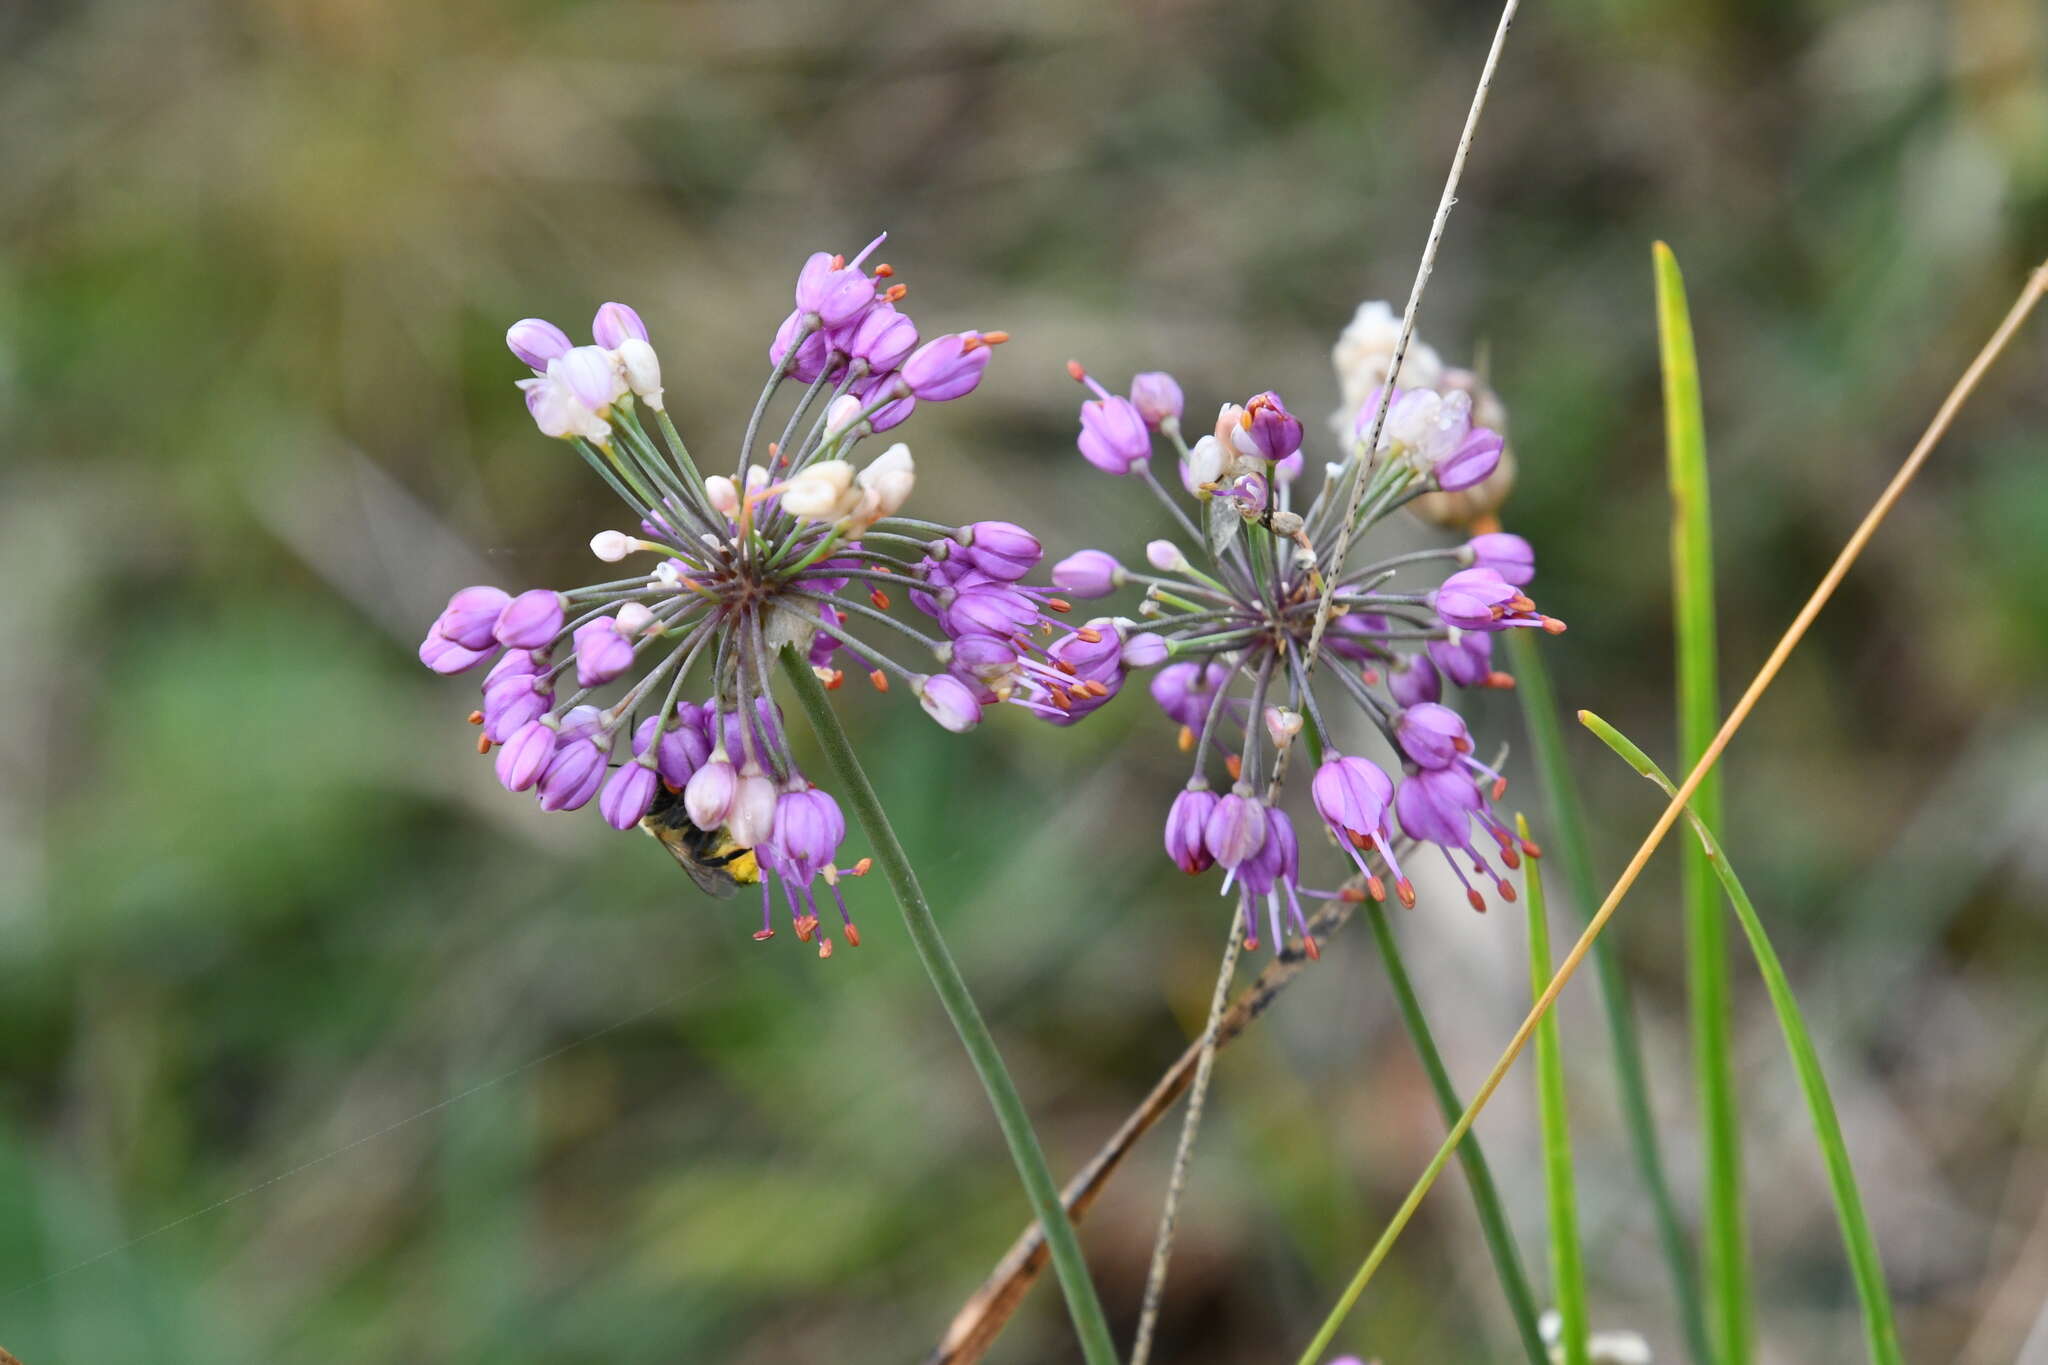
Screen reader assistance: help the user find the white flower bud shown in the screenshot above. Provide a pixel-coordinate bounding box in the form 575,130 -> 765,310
704,475 -> 739,515
1184,433 -> 1226,489
744,464 -> 769,495
825,394 -> 864,435
778,460 -> 859,522
613,338 -> 664,412
614,602 -> 656,636
851,443 -> 915,525
590,530 -> 634,562
1264,705 -> 1303,749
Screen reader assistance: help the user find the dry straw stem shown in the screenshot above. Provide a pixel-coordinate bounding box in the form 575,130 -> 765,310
1293,257 -> 2048,1363
926,889 -> 1365,1365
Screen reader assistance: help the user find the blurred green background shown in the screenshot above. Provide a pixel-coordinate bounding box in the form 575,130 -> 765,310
4,0 -> 2047,1360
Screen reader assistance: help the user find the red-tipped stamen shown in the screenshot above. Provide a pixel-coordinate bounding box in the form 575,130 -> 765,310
870,588 -> 892,609
752,928 -> 776,942
1366,875 -> 1386,902
845,923 -> 862,948
868,670 -> 888,692
1225,753 -> 1243,782
1396,878 -> 1417,909
475,735 -> 492,755
1466,887 -> 1487,913
467,710 -> 484,725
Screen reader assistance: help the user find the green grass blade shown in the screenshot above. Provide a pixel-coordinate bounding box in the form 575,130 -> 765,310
1520,813 -> 1589,1365
1362,901 -> 1549,1365
1656,239 -> 1750,1365
1580,712 -> 1905,1365
1509,632 -> 1713,1365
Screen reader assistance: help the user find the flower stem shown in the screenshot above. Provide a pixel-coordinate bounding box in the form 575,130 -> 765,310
775,646 -> 1122,1365
1521,813 -> 1591,1365
1363,901 -> 1549,1365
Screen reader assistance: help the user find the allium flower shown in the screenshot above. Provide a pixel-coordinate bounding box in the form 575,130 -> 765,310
420,237 -> 1034,956
1033,308 -> 1558,951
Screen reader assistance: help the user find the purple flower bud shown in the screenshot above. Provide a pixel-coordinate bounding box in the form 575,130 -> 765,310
1051,550 -> 1121,598
591,301 -> 649,350
864,386 -> 916,432
1396,702 -> 1471,770
1129,371 -> 1184,430
556,704 -> 604,744
1311,754 -> 1393,838
915,673 -> 983,732
947,634 -> 1019,685
941,584 -> 1039,639
1150,661 -> 1227,728
506,317 -> 572,372
494,719 -> 556,792
482,670 -> 550,742
1428,631 -> 1494,688
1466,531 -> 1535,586
684,756 -> 736,830
485,648 -> 539,686
436,586 -> 512,650
1239,807 -> 1299,897
418,627 -> 491,675
772,309 -> 835,385
1204,790 -> 1268,869
599,758 -> 661,830
1164,786 -> 1218,874
766,787 -> 846,882
835,301 -> 918,374
795,250 -> 878,329
494,589 -> 565,649
1387,652 -> 1443,707
901,331 -> 998,402
1077,394 -> 1150,475
1121,632 -> 1168,669
1237,391 -> 1303,462
633,714 -> 711,787
537,737 -> 607,812
962,521 -> 1042,579
572,617 -> 635,687
1433,567 -> 1518,631
705,698 -> 784,759
1394,766 -> 1482,848
1435,426 -> 1503,491
1049,619 -> 1124,684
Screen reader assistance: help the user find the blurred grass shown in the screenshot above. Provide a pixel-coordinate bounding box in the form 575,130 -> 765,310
4,0 -> 2048,1361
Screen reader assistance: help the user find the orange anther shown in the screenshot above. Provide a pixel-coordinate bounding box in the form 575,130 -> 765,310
1366,875 -> 1386,902
476,735 -> 492,755
1497,880 -> 1518,903
868,670 -> 889,692
873,263 -> 894,278
883,283 -> 907,303
1542,616 -> 1568,634
1303,936 -> 1321,961
824,669 -> 845,690
1467,888 -> 1487,913
1396,878 -> 1417,909
1225,753 -> 1242,782
845,923 -> 862,948
753,928 -> 776,942
1045,598 -> 1072,613
870,588 -> 892,609
1178,725 -> 1196,752
1520,838 -> 1543,860
818,937 -> 834,959
1485,670 -> 1517,690
1076,627 -> 1102,643
980,331 -> 1009,345
850,857 -> 873,876
1361,668 -> 1381,686
467,710 -> 485,725
1066,359 -> 1087,383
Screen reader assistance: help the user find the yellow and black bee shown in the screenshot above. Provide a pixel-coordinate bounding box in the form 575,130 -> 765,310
640,783 -> 761,898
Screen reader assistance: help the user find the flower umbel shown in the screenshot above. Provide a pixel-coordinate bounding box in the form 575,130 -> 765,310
1044,308 -> 1561,952
421,236 -> 1027,955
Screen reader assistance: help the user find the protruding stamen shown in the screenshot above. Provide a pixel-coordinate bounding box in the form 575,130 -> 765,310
1178,725 -> 1196,752
1045,598 -> 1071,614
1485,671 -> 1517,689
1541,616 -> 1568,634
1302,936 -> 1321,961
1496,878 -> 1517,902
1466,887 -> 1488,913
1521,837 -> 1543,860
823,669 -> 845,690
476,735 -> 492,755
870,588 -> 892,609
467,710 -> 485,725
868,669 -> 889,692
873,263 -> 894,278
1396,878 -> 1417,909
883,283 -> 908,303
845,923 -> 862,948
1366,875 -> 1385,902
753,928 -> 776,942
1225,753 -> 1242,782
1076,627 -> 1102,643
818,936 -> 835,959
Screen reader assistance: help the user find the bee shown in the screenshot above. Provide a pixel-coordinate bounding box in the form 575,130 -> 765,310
640,783 -> 761,898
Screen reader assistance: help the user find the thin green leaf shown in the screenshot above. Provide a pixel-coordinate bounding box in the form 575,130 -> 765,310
1520,813 -> 1589,1365
1656,239 -> 1750,1365
776,648 -> 1121,1365
1508,633 -> 1712,1365
1579,711 -> 1905,1365
1362,902 -> 1549,1365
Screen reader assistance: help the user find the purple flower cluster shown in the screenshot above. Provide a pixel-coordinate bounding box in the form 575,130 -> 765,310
420,235 -> 1042,956
1031,318 -> 1560,953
